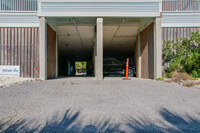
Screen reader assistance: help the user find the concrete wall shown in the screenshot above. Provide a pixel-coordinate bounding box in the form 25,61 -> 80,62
140,22 -> 154,79
47,25 -> 56,79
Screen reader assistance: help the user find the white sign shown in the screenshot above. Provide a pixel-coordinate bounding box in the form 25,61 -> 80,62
0,66 -> 20,77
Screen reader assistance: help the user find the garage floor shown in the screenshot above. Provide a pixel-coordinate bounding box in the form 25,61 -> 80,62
0,78 -> 200,132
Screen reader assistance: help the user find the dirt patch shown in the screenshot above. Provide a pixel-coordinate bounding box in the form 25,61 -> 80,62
183,81 -> 200,87
163,72 -> 200,89
171,71 -> 192,83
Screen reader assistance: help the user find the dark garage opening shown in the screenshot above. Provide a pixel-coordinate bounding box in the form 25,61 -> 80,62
46,17 -> 155,79
57,18 -> 96,77
103,18 -> 140,77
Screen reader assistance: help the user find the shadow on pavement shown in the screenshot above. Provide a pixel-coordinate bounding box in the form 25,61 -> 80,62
1,108 -> 200,133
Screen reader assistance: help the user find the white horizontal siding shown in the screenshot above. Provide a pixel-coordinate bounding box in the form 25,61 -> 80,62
38,0 -> 161,17
162,12 -> 200,27
0,13 -> 39,27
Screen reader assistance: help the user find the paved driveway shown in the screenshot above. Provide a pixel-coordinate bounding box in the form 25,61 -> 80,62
0,77 -> 200,133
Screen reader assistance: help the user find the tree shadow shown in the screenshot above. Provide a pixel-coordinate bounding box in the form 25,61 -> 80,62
0,108 -> 200,133
0,109 -> 122,133
127,108 -> 200,133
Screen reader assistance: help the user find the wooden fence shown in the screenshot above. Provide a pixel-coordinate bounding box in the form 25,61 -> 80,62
0,27 -> 39,78
162,27 -> 200,43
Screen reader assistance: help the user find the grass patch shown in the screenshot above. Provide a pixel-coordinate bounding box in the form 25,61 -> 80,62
13,82 -> 19,85
192,78 -> 199,81
156,77 -> 164,81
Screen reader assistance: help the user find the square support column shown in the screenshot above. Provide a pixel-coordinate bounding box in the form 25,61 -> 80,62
137,33 -> 141,78
95,18 -> 103,80
39,17 -> 47,80
154,17 -> 162,79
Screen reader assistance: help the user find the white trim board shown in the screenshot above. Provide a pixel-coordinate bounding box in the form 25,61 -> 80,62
39,0 -> 161,2
162,12 -> 200,27
38,12 -> 160,17
0,13 -> 39,27
0,23 -> 39,27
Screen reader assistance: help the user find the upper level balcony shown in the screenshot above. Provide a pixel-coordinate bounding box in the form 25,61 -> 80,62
0,0 -> 37,12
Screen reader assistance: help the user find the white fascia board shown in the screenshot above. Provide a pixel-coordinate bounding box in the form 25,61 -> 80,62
0,23 -> 39,27
38,12 -> 160,17
0,13 -> 39,27
162,12 -> 200,15
0,12 -> 38,15
161,12 -> 200,27
39,0 -> 161,2
162,23 -> 200,28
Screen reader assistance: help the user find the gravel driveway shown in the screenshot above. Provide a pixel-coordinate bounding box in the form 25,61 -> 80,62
0,77 -> 200,133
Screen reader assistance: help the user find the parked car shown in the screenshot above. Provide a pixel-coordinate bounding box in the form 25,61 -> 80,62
103,58 -> 136,77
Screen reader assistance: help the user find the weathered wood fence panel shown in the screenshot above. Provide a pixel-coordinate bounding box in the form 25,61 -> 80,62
162,27 -> 200,44
47,25 -> 56,79
0,27 -> 39,78
141,23 -> 154,79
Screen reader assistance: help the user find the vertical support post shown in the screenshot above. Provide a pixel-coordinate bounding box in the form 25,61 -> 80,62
55,33 -> 58,78
137,33 -> 141,78
39,17 -> 47,80
95,18 -> 103,80
93,42 -> 96,76
154,17 -> 162,79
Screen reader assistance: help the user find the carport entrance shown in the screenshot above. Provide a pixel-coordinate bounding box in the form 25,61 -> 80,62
40,17 -> 162,80
56,18 -> 96,78
103,18 -> 140,78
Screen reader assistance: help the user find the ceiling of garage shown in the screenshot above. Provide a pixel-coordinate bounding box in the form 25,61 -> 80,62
56,18 -> 140,58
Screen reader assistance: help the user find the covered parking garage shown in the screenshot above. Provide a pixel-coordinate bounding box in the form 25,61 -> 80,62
38,0 -> 162,80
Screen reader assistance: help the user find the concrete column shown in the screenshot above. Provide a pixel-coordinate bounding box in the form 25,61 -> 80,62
137,33 -> 141,78
154,17 -> 162,79
39,17 -> 47,80
95,18 -> 103,80
55,33 -> 58,78
93,42 -> 96,76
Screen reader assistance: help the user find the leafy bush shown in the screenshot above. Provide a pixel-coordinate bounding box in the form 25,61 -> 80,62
163,31 -> 200,78
166,72 -> 173,78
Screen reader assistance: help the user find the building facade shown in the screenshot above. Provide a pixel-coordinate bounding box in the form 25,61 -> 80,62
0,0 -> 199,80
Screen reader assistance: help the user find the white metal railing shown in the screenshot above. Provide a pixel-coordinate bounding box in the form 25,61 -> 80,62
162,0 -> 200,12
0,0 -> 38,12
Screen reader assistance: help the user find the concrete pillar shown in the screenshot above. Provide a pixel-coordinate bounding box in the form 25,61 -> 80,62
55,34 -> 58,78
93,42 -> 96,77
154,17 -> 162,79
39,17 -> 47,80
137,33 -> 141,78
95,18 -> 103,80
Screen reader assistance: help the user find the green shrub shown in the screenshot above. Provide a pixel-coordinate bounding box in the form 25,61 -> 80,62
192,70 -> 198,78
169,61 -> 181,72
163,31 -> 200,78
166,72 -> 173,78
